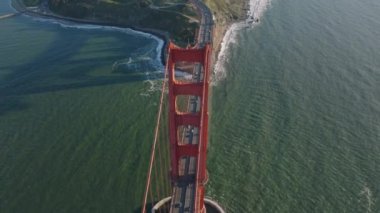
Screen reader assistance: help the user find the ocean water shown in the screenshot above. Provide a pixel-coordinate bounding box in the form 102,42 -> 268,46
0,1 -> 163,211
208,0 -> 380,212
1,0 -> 380,212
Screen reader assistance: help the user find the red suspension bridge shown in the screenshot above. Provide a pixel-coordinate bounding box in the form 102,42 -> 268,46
141,1 -> 224,212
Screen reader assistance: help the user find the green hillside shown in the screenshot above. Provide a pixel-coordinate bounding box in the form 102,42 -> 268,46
21,0 -> 246,45
48,0 -> 199,45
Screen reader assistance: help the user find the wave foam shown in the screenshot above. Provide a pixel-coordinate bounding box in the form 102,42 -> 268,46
28,15 -> 164,72
360,184 -> 374,213
25,15 -> 165,96
212,0 -> 271,85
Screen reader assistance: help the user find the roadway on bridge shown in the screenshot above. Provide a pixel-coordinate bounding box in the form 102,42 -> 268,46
170,0 -> 213,212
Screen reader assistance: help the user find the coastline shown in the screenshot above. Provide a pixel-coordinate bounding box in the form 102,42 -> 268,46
9,0 -> 266,80
212,0 -> 271,83
10,0 -> 170,66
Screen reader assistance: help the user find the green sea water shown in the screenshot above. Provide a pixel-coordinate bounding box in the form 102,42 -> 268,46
0,1 -> 164,211
1,0 -> 380,212
208,0 -> 380,212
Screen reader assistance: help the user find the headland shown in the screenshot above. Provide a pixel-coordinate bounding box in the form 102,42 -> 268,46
11,0 -> 248,69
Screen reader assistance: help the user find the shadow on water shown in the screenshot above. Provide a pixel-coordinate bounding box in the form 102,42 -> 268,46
0,96 -> 28,116
0,25 -> 162,116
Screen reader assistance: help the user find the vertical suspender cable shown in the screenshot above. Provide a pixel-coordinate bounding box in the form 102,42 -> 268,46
153,153 -> 162,206
142,54 -> 169,213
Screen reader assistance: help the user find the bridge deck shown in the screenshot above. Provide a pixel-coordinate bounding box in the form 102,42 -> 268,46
170,0 -> 213,212
170,72 -> 201,213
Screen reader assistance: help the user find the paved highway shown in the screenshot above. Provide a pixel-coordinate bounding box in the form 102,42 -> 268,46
191,0 -> 214,46
170,0 -> 213,212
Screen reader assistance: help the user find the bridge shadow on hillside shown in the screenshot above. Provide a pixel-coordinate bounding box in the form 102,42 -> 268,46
0,27 -> 163,116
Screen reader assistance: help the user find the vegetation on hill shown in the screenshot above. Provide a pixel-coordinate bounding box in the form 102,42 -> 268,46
22,0 -> 41,6
46,0 -> 199,46
21,0 -> 246,45
205,0 -> 246,22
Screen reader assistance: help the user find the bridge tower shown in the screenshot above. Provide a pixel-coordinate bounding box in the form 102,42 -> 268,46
142,42 -> 224,212
142,0 -> 224,212
166,43 -> 211,212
